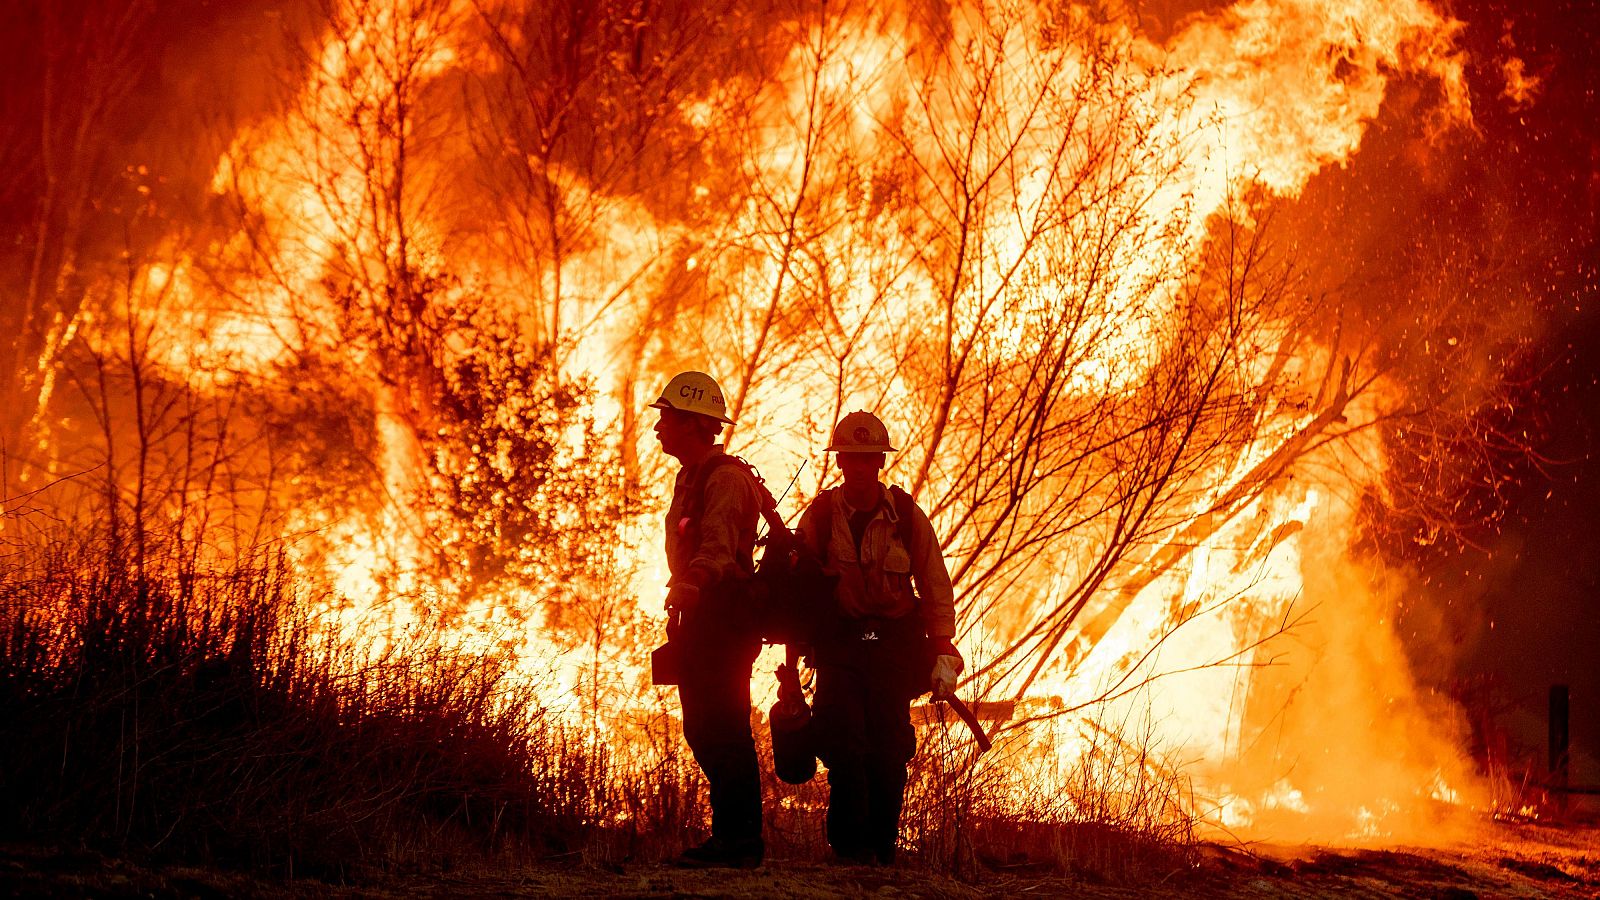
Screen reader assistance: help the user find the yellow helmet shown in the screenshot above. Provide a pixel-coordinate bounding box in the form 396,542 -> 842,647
649,371 -> 735,424
826,411 -> 895,453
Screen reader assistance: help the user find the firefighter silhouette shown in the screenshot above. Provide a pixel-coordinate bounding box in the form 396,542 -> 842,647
649,371 -> 765,869
796,411 -> 964,865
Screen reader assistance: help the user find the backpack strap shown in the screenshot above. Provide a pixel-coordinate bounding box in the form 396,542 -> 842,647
889,485 -> 915,555
679,454 -> 786,574
814,485 -> 916,566
889,485 -> 922,605
812,487 -> 834,565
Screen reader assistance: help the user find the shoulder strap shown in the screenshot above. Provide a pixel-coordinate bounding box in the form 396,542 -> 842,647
813,488 -> 835,565
889,485 -> 915,552
683,454 -> 787,558
815,486 -> 912,564
684,455 -> 739,526
889,485 -> 925,606
725,454 -> 788,538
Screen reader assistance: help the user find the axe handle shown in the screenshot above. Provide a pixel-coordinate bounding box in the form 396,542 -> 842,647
944,695 -> 992,753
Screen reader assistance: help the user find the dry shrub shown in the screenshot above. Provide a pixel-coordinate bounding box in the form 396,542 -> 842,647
899,704 -> 1200,881
0,528 -> 614,879
0,521 -> 1199,882
1449,675 -> 1556,821
534,708 -> 709,866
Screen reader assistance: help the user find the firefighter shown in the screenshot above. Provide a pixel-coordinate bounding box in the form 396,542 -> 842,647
796,411 -> 963,866
651,371 -> 765,868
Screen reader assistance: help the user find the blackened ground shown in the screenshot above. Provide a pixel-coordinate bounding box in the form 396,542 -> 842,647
3,820 -> 1596,899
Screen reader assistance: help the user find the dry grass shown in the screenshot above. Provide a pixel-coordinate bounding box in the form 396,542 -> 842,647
0,528 -> 664,879
899,704 -> 1199,881
0,526 -> 1198,884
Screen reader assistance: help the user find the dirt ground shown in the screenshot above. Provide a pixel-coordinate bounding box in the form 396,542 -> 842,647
3,820 -> 1597,898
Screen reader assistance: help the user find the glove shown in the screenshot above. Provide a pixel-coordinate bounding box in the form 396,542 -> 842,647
665,582 -> 702,615
931,653 -> 963,700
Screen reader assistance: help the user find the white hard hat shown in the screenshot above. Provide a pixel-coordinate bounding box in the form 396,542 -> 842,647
649,371 -> 735,424
826,411 -> 895,453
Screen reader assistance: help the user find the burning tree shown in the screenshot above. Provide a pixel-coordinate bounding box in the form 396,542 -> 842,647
586,0 -> 1516,837
183,0 -> 638,618
0,0 -> 168,500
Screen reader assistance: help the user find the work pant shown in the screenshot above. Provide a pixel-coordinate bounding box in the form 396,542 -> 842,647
677,619 -> 763,846
813,616 -> 921,862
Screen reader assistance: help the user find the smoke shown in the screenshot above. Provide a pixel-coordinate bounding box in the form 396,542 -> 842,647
1210,486 -> 1485,842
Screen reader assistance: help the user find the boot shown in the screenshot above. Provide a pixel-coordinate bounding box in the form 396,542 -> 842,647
673,836 -> 764,869
829,846 -> 879,867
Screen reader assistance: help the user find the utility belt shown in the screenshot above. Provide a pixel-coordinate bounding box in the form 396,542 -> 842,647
814,613 -> 930,702
834,614 -> 914,644
832,602 -> 921,637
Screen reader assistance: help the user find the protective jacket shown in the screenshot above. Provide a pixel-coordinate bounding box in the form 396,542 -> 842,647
796,484 -> 955,639
665,446 -> 763,592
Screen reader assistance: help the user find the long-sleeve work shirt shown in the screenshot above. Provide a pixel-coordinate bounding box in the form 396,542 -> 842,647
664,446 -> 762,591
796,483 -> 956,639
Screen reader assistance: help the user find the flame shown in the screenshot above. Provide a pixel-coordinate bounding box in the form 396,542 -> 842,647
74,0 -> 1513,847
1500,57 -> 1540,108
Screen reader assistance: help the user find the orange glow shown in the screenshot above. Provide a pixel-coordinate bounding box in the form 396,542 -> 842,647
99,0 -> 1502,846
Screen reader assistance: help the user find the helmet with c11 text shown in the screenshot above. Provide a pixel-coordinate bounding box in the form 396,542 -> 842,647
649,371 -> 735,424
825,410 -> 895,453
